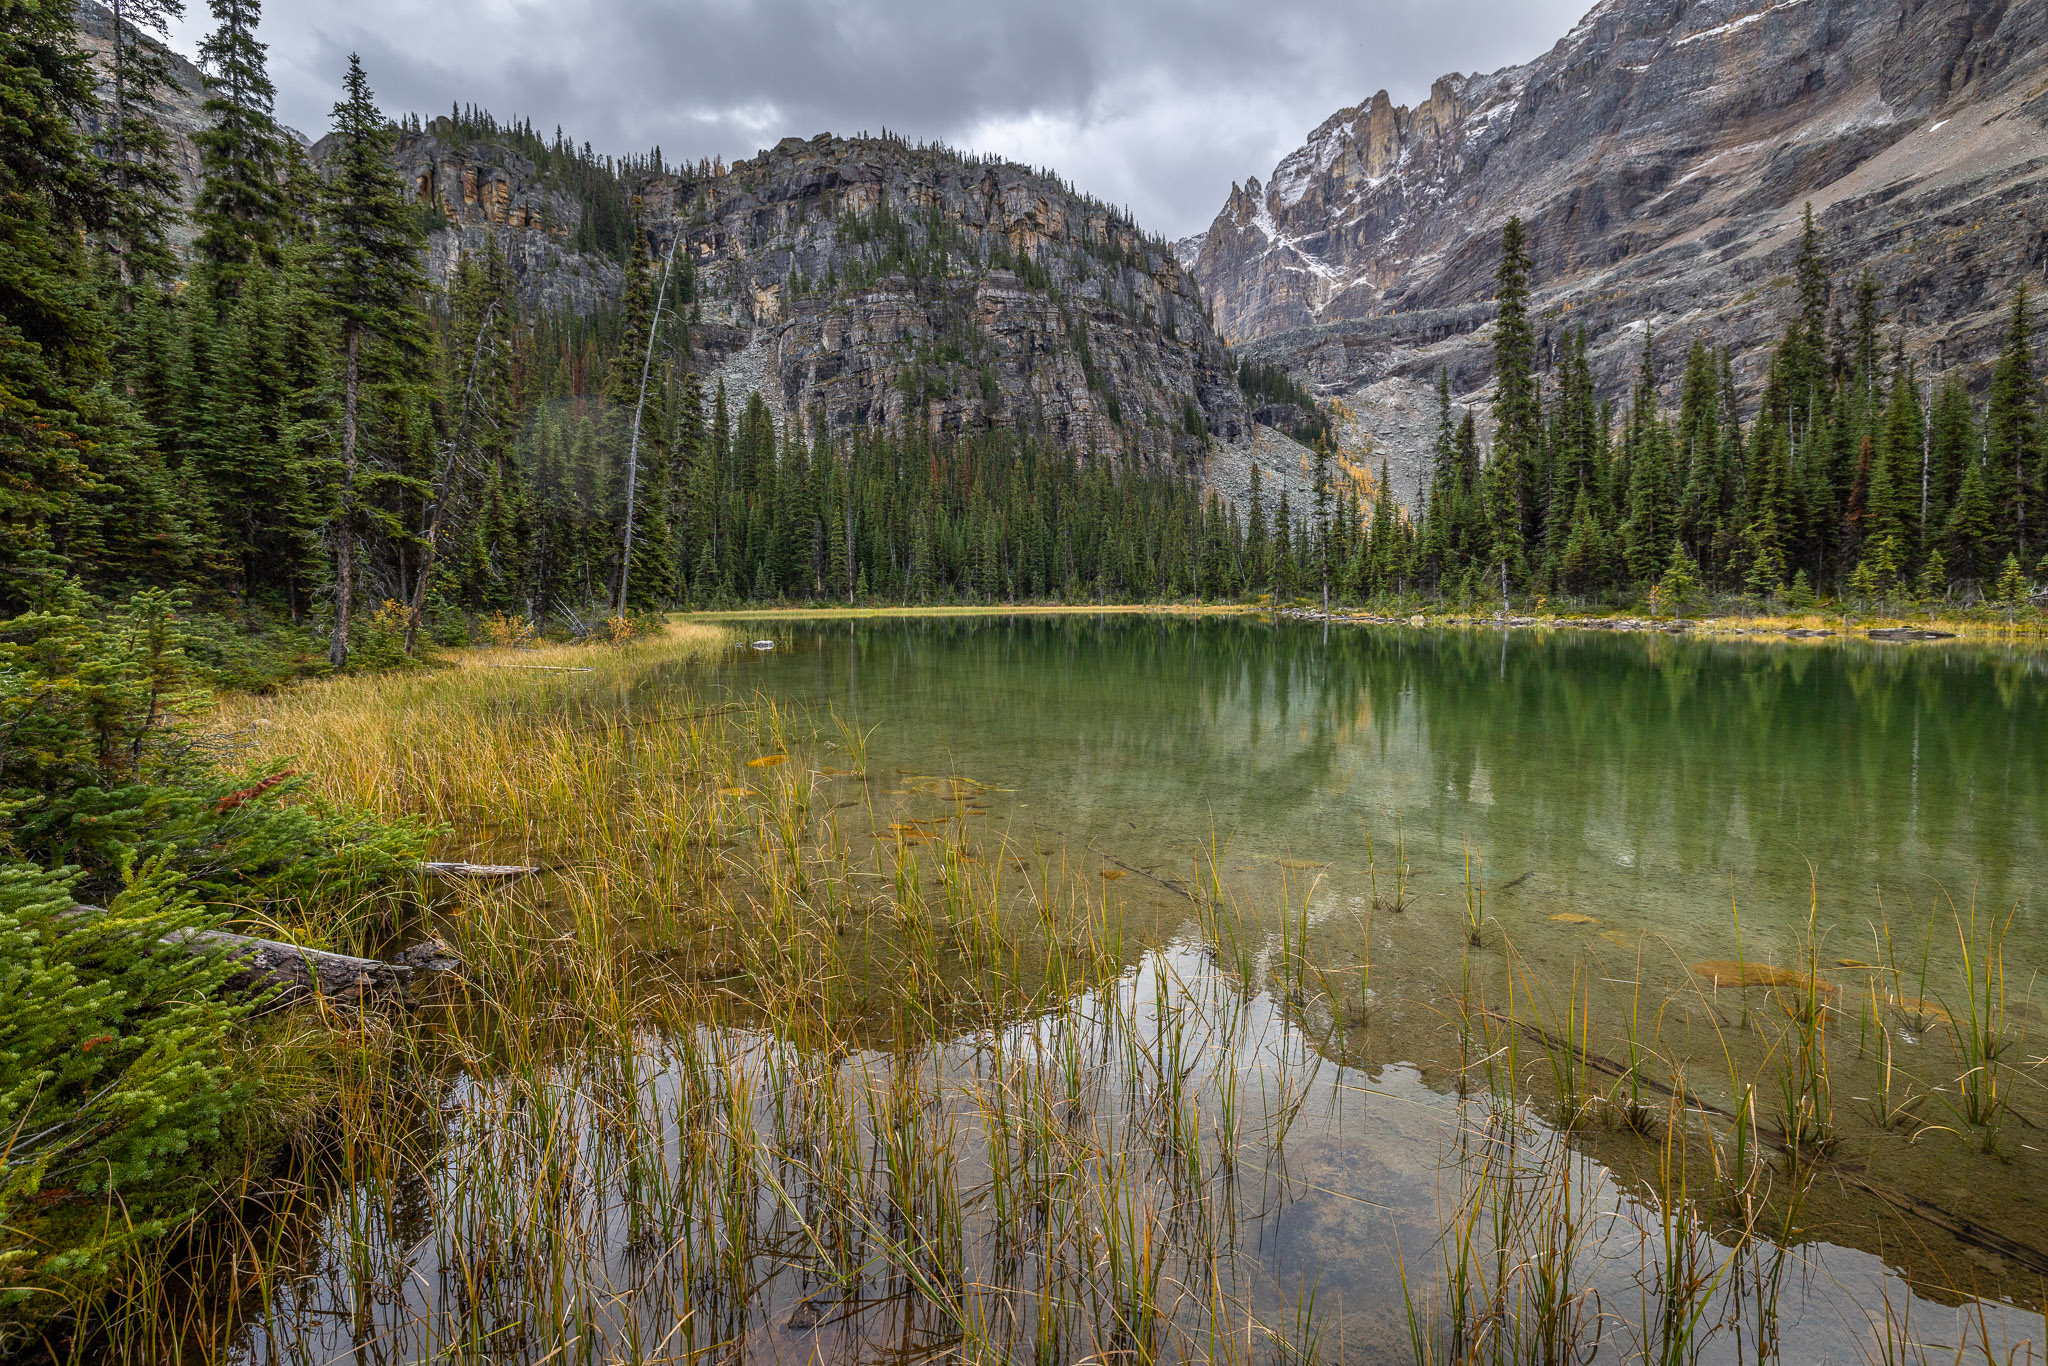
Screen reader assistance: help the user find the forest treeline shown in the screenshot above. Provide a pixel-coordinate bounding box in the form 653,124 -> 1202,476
1399,215 -> 2045,611
8,1 -> 2045,665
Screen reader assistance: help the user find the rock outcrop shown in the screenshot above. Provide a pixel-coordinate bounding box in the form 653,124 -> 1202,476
368,128 -> 625,316
323,124 -> 1247,465
1189,0 -> 2048,506
636,134 -> 1247,465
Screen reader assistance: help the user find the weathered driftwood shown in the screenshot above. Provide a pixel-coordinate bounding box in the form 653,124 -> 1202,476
172,925 -> 411,1006
65,905 -> 408,1008
421,861 -> 539,881
70,908 -> 463,1010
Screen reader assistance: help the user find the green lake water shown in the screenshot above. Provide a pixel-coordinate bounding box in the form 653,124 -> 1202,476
709,616 -> 2046,976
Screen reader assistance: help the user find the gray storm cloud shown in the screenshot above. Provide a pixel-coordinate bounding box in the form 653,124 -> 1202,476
168,0 -> 1590,238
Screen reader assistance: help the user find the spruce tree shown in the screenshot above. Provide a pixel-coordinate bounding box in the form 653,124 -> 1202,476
193,0 -> 285,291
0,0 -> 118,603
1984,285 -> 2039,559
313,54 -> 428,668
1492,217 -> 1541,545
1311,434 -> 1332,612
99,0 -> 187,287
1481,437 -> 1523,610
1621,337 -> 1676,582
1944,457 -> 1996,590
405,243 -> 513,652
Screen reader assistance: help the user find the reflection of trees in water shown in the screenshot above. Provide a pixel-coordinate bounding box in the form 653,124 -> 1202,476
795,620 -> 2041,948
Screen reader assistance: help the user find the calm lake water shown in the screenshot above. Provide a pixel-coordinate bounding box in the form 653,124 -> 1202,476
710,616 -> 2047,975
231,617 -> 2048,1365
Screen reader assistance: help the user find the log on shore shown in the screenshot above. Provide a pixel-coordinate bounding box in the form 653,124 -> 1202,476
72,907 -> 459,1009
421,861 -> 540,881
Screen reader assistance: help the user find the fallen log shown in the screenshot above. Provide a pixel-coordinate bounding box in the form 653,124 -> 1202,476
69,908 -> 462,1010
171,924 -> 410,1006
421,861 -> 539,880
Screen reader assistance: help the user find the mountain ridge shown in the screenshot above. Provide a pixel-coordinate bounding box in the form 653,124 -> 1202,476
1188,0 -> 2048,507
74,2 -> 1258,479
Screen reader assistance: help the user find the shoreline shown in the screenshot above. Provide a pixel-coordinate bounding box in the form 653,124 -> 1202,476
678,602 -> 2045,646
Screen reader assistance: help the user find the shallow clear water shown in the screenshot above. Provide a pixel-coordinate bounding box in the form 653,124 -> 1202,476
707,616 -> 2048,975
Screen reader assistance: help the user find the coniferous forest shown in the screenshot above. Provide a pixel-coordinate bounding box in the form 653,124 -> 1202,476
7,0 -> 2045,676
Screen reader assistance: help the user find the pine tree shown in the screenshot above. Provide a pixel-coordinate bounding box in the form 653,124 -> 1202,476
1481,437 -> 1522,610
193,0 -> 285,290
1788,204 -> 1831,421
1944,457 -> 1996,590
0,0 -> 118,604
405,242 -> 514,651
1925,371 -> 1975,533
1621,337 -> 1677,582
1657,538 -> 1702,616
99,0 -> 187,286
313,54 -> 429,668
1984,285 -> 2039,559
1559,490 -> 1605,598
1492,217 -> 1541,547
1994,553 -> 2029,614
1311,434 -> 1332,611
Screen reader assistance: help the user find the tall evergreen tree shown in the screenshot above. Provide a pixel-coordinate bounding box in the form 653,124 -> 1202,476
98,0 -> 186,286
193,0 -> 284,290
1492,216 -> 1541,546
0,0 -> 116,604
1984,284 -> 2039,559
313,54 -> 428,667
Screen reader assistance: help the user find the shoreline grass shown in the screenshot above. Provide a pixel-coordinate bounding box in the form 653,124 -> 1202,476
679,600 -> 2048,648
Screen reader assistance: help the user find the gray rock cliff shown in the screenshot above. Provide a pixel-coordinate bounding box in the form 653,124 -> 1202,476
1189,0 -> 2048,508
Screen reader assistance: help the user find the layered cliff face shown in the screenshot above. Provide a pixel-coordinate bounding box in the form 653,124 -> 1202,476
329,127 -> 1249,463
314,125 -> 1246,462
1190,0 -> 2048,505
370,129 -> 626,316
635,135 -> 1247,465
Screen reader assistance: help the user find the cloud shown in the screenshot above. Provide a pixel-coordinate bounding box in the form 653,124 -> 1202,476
167,0 -> 1591,238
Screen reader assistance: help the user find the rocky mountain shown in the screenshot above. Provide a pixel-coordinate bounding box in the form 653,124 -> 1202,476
392,123 -> 1254,467
631,134 -> 1248,466
78,3 -> 1253,477
1189,0 -> 2048,508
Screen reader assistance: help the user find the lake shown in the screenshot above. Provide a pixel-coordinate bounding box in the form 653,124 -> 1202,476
215,616 -> 2046,1365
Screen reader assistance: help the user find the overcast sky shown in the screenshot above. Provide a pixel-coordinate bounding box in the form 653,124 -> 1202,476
165,0 -> 1590,240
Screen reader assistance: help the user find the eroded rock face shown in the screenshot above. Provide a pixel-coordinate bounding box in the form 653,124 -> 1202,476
1191,0 -> 2048,468
642,135 -> 1246,465
333,131 -> 1244,464
375,131 -> 623,316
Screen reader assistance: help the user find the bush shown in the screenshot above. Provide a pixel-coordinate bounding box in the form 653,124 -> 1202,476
1,585 -> 427,909
0,581 -> 433,1315
0,865 -> 252,1314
